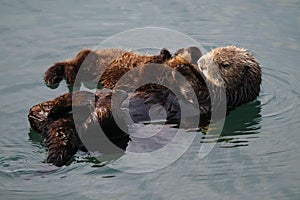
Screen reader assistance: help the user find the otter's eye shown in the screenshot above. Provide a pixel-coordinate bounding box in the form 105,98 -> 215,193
220,62 -> 230,68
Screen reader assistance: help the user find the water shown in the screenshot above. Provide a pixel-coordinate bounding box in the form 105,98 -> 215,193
0,0 -> 300,199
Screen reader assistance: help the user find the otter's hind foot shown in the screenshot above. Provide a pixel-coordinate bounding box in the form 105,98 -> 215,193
43,117 -> 80,166
44,62 -> 65,88
44,49 -> 92,88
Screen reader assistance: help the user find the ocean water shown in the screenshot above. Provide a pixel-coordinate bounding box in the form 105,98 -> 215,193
0,0 -> 300,199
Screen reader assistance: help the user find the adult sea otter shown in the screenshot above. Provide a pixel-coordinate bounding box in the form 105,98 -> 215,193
28,46 -> 261,166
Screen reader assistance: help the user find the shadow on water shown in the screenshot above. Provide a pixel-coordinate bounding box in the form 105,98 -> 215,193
216,100 -> 262,148
28,128 -> 43,145
28,128 -> 125,167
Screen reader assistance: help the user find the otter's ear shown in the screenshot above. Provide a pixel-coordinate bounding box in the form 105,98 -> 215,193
160,48 -> 171,61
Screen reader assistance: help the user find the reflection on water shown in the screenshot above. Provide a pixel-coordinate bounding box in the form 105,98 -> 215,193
1,0 -> 300,199
25,96 -> 263,171
218,100 -> 261,148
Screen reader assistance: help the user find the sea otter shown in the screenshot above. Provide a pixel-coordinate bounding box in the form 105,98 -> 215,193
28,46 -> 261,166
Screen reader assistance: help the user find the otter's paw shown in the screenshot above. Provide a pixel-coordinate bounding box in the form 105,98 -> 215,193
43,118 -> 79,166
44,62 -> 65,88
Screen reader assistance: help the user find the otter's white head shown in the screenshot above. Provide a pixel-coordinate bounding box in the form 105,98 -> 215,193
197,46 -> 261,107
197,52 -> 225,87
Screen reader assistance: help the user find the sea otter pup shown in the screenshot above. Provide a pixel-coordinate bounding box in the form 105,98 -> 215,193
28,46 -> 261,166
44,48 -> 172,88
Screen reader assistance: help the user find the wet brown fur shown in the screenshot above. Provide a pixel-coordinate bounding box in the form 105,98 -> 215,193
30,46 -> 261,166
28,90 -> 130,166
100,49 -> 171,89
44,48 -> 171,88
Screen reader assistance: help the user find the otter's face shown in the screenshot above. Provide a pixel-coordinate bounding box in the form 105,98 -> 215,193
197,46 -> 261,105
